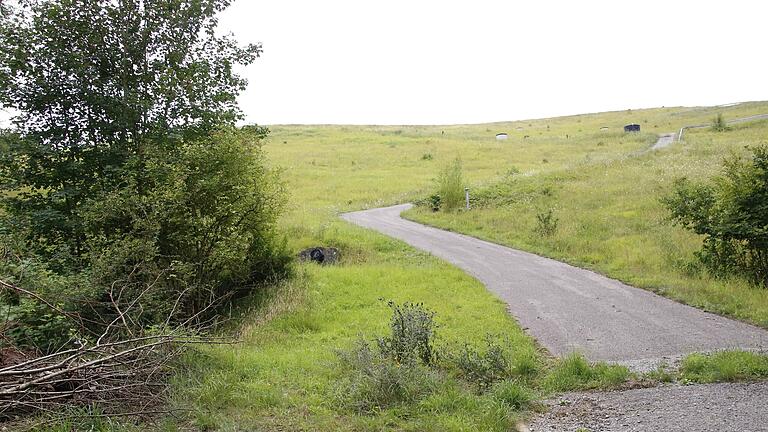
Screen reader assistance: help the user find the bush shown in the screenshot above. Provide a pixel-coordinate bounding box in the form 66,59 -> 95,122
663,144 -> 768,287
534,209 -> 559,237
377,301 -> 437,366
336,339 -> 439,414
437,158 -> 465,211
0,127 -> 290,351
711,113 -> 729,132
454,338 -> 511,390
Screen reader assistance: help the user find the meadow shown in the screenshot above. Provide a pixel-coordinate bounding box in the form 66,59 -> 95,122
406,113 -> 768,327
148,101 -> 768,431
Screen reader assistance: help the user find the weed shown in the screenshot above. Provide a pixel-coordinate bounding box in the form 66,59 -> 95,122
377,301 -> 437,366
337,339 -> 439,413
421,153 -> 434,161
535,209 -> 559,237
644,363 -> 676,383
454,337 -> 511,390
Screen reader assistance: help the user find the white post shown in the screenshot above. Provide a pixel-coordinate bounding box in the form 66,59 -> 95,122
465,187 -> 470,210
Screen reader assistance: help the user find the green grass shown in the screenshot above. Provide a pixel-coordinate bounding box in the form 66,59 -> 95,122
405,118 -> 768,328
681,351 -> 768,383
141,101 -> 768,429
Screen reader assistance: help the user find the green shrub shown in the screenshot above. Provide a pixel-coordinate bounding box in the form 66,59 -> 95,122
377,301 -> 437,366
454,337 -> 512,390
337,339 -> 439,414
0,128 -> 290,351
437,158 -> 465,211
711,113 -> 729,132
663,144 -> 768,287
534,209 -> 559,237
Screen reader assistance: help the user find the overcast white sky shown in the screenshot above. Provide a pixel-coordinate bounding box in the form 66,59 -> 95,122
219,0 -> 768,125
1,0 -> 766,127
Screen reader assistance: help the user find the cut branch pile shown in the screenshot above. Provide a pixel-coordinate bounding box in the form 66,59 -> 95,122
0,278 -> 231,421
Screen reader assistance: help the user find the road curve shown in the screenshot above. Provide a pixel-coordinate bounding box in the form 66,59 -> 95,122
341,204 -> 768,369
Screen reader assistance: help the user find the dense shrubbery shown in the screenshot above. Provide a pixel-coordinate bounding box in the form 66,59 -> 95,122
0,127 -> 289,351
0,0 -> 289,357
664,144 -> 768,287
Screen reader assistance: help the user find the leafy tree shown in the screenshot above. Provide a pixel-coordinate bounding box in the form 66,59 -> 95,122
0,0 -> 262,257
0,1 -> 289,348
664,145 -> 768,287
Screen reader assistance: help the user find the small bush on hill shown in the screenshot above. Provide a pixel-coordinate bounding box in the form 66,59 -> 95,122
663,144 -> 768,287
377,301 -> 437,366
711,113 -> 729,132
437,158 -> 465,211
535,209 -> 559,237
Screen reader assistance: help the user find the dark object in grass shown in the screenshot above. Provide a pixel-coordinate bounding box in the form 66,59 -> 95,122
298,247 -> 340,265
624,124 -> 641,132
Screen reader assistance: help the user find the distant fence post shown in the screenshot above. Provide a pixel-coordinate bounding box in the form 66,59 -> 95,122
465,188 -> 470,210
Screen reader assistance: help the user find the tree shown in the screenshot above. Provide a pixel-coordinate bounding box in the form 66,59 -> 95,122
0,1 -> 288,349
0,0 -> 262,256
663,145 -> 768,287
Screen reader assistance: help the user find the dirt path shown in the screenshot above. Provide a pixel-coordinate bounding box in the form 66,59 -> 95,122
527,381 -> 768,432
341,204 -> 767,371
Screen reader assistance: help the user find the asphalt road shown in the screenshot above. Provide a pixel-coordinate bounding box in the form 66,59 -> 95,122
650,133 -> 676,150
341,204 -> 768,370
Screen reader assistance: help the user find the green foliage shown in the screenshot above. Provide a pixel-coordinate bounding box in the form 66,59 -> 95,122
336,339 -> 439,414
535,208 -> 559,237
377,301 -> 437,366
428,193 -> 442,212
437,158 -> 465,211
663,144 -> 768,287
0,0 -> 260,257
0,0 -> 288,352
711,113 -> 729,132
454,337 -> 512,390
681,351 -> 768,383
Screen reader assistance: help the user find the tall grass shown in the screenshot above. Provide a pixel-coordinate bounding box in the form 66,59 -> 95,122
438,158 -> 465,211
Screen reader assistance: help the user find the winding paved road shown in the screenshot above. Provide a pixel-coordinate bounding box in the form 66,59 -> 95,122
342,204 -> 768,370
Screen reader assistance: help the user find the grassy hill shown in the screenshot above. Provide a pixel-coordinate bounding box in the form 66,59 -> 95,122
171,102 -> 768,431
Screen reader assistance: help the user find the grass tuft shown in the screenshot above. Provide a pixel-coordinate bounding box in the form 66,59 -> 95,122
541,353 -> 631,392
681,350 -> 768,383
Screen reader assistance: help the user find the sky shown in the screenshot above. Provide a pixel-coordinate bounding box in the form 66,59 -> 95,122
2,0 -> 767,127
218,0 -> 768,125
